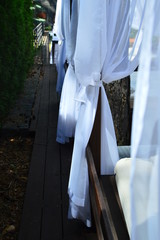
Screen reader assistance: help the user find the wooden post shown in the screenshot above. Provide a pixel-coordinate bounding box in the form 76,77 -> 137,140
87,87 -> 130,240
89,88 -> 101,175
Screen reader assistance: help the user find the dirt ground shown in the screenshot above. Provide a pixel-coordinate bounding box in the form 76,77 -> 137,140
0,133 -> 34,240
0,54 -> 42,240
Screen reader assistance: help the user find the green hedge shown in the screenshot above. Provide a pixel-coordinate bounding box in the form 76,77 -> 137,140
0,0 -> 34,123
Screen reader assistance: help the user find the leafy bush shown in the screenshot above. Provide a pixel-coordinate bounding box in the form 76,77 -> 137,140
0,0 -> 34,123
45,25 -> 52,31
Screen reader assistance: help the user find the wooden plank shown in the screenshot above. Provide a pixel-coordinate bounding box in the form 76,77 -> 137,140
61,175 -> 85,238
19,63 -> 51,239
36,66 -> 50,128
60,142 -> 82,238
61,142 -> 73,176
34,66 -> 50,145
47,126 -> 56,144
41,173 -> 62,240
100,176 -> 130,240
88,86 -> 129,239
89,89 -> 101,175
87,145 -> 130,240
48,65 -> 59,128
20,38 -> 63,240
61,142 -> 98,240
86,146 -> 118,240
18,144 -> 46,240
34,127 -> 48,145
40,61 -> 63,239
61,175 -> 98,240
20,42 -> 98,240
41,61 -> 62,239
89,181 -> 104,240
63,236 -> 85,240
29,69 -> 43,132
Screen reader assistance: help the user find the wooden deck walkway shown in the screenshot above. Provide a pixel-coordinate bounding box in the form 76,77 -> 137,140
18,33 -> 97,240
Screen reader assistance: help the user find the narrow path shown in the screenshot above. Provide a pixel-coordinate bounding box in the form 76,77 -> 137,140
19,32 -> 98,240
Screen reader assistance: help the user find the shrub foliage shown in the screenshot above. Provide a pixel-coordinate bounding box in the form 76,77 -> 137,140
0,0 -> 34,122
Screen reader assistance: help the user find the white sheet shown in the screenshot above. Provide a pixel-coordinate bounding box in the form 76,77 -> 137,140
56,0 -> 80,143
130,0 -> 160,239
68,0 -> 146,226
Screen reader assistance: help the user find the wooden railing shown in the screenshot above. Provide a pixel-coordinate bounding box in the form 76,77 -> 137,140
33,23 -> 43,48
87,90 -> 130,240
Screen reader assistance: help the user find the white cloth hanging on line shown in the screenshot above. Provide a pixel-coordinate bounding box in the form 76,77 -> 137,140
54,0 -> 63,41
54,0 -> 71,93
54,0 -> 65,92
68,0 -> 146,227
56,0 -> 80,143
130,0 -> 160,239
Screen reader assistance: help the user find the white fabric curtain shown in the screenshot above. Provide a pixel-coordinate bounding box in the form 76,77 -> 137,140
68,0 -> 107,226
130,0 -> 160,239
54,0 -> 71,93
56,0 -> 80,143
68,0 -> 146,226
54,0 -> 63,41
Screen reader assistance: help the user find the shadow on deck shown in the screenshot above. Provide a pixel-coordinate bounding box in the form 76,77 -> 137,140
18,32 -> 97,240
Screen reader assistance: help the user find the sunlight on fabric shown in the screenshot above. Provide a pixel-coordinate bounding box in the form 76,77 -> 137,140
129,0 -> 146,61
131,0 -> 160,239
55,0 -> 148,231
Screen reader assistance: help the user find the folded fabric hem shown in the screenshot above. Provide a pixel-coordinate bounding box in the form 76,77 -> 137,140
68,188 -> 85,207
68,198 -> 92,228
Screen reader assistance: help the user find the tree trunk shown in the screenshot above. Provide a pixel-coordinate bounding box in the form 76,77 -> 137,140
104,76 -> 131,146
